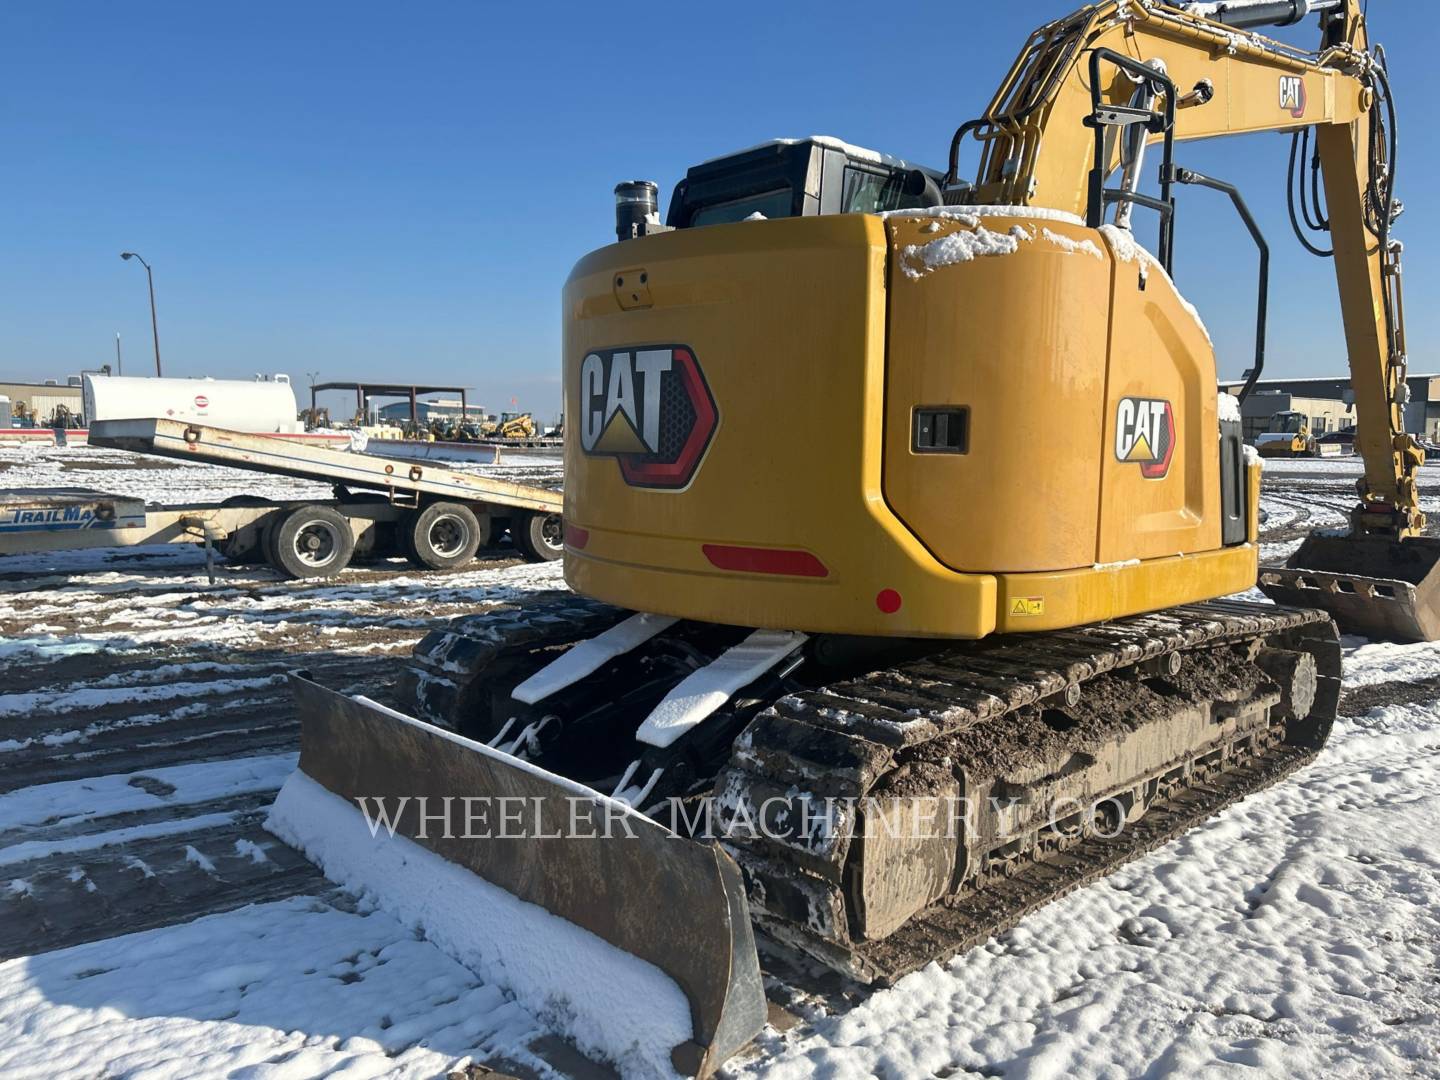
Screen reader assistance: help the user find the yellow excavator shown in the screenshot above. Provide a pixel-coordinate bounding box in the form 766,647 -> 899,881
276,1 -> 1429,1074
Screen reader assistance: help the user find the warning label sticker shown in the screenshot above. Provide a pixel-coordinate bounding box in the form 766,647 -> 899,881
1009,597 -> 1045,617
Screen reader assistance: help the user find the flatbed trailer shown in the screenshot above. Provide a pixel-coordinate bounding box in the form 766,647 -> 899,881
0,419 -> 564,578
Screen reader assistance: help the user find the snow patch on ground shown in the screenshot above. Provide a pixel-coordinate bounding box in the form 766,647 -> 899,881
0,812 -> 241,868
1343,638 -> 1440,689
0,896 -> 555,1080
0,676 -> 284,719
0,754 -> 295,831
266,770 -> 690,1078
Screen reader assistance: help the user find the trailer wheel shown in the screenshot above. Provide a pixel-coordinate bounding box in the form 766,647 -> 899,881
403,502 -> 484,570
512,510 -> 564,562
269,505 -> 355,579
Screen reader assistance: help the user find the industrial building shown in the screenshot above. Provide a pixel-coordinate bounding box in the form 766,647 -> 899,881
377,398 -> 481,424
0,377 -> 85,427
1221,374 -> 1440,442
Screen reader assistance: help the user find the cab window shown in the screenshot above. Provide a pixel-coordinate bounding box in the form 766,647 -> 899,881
842,165 -> 926,214
690,188 -> 793,227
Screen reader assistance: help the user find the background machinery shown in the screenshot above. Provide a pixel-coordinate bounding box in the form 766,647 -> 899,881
480,411 -> 538,440
1255,409 -> 1345,457
277,1 -> 1426,1074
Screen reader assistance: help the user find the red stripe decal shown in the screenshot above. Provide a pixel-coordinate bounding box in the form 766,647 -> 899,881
702,544 -> 828,578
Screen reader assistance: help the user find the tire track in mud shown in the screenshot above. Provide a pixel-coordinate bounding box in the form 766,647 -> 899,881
0,529 -> 565,960
0,801 -> 334,960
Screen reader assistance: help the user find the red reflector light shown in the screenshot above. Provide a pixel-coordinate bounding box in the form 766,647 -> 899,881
702,544 -> 828,578
565,525 -> 589,549
876,588 -> 902,614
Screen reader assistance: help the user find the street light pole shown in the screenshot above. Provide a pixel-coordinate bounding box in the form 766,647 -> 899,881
114,332 -> 123,376
120,252 -> 162,377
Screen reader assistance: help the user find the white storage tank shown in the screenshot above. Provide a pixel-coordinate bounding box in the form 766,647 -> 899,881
83,374 -> 300,433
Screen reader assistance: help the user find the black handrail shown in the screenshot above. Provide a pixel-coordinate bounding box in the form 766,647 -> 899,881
1165,166 -> 1270,403
1084,47 -> 1178,272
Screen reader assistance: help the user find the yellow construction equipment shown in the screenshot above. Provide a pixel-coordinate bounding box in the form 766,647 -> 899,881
1255,409 -> 1345,457
480,411 -> 537,439
275,2 -> 1427,1074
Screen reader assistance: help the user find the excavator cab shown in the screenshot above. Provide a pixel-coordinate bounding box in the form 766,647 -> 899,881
614,137 -> 944,240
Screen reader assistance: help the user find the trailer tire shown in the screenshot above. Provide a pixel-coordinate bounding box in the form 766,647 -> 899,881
403,502 -> 484,570
512,510 -> 564,562
268,505 -> 355,579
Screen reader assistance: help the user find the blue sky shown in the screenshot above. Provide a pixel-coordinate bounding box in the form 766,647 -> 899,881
1,2 -> 1434,418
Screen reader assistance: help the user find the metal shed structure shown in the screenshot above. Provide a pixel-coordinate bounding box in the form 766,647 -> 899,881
309,382 -> 474,427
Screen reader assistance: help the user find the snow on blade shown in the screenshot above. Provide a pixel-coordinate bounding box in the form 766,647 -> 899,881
265,771 -> 690,1078
511,612 -> 678,705
637,630 -> 806,749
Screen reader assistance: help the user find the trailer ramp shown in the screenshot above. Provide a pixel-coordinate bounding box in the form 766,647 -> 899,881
88,418 -> 561,514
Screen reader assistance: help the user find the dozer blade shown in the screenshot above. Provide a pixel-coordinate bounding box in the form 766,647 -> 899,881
282,675 -> 766,1078
1259,534 -> 1440,642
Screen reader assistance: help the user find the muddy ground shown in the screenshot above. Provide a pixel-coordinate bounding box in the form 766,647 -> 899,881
0,445 -> 1433,1078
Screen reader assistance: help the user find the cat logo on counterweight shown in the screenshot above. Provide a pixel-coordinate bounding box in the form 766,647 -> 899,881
578,345 -> 717,489
1115,397 -> 1175,479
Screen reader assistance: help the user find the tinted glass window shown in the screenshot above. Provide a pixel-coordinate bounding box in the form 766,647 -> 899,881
690,188 -> 793,227
842,166 -> 927,214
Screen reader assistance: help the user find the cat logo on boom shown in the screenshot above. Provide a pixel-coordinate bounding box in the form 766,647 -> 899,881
1115,397 -> 1175,479
1279,75 -> 1307,118
578,345 -> 718,489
